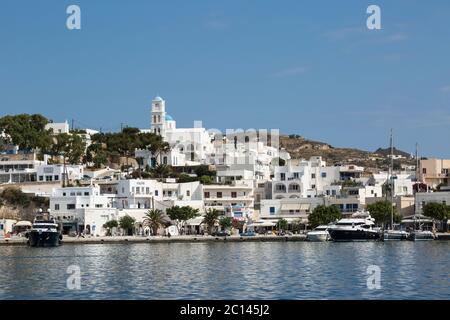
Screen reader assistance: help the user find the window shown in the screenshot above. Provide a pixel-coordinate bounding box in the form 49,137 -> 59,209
204,192 -> 210,198
187,190 -> 190,197
132,187 -> 135,193
280,173 -> 286,181
217,192 -> 223,198
70,192 -> 75,196
76,192 -> 82,196
54,204 -> 60,211
231,192 -> 237,198
293,173 -> 299,179
67,204 -> 76,210
63,192 -> 66,196
39,176 -> 43,181
54,175 -> 59,181
321,172 -> 327,178
155,190 -> 159,196
46,176 -> 53,182
422,168 -> 427,174
311,173 -> 316,179
84,192 -> 89,196
269,207 -> 275,215
146,187 -> 150,194
95,204 -> 103,208
311,184 -> 316,189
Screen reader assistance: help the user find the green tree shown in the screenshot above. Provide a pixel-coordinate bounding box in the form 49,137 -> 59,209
308,205 -> 342,228
194,165 -> 216,178
199,175 -> 213,184
202,209 -> 221,234
277,218 -> 288,231
119,215 -> 136,236
66,134 -> 86,164
166,206 -> 199,235
366,200 -> 400,227
423,202 -> 450,231
219,216 -> 232,231
143,209 -> 166,236
103,220 -> 118,236
1,187 -> 31,208
0,114 -> 51,151
151,164 -> 172,180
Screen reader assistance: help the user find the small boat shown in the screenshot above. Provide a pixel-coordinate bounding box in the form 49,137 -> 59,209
306,225 -> 332,242
383,229 -> 409,241
27,214 -> 62,247
409,230 -> 435,241
328,211 -> 381,242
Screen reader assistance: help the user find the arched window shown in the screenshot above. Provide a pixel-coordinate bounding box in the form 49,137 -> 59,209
288,183 -> 300,193
274,183 -> 287,193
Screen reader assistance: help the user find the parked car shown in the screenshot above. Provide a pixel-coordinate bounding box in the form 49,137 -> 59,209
240,231 -> 256,237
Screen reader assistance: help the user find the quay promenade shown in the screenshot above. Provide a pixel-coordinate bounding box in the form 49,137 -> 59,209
1,233 -> 450,245
0,234 -> 308,245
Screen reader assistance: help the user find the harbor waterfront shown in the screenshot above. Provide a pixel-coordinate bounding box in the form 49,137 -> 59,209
1,233 -> 450,246
0,241 -> 448,300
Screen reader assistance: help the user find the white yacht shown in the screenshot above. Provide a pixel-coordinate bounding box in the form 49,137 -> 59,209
383,229 -> 409,241
409,230 -> 435,241
327,211 -> 381,242
306,225 -> 332,242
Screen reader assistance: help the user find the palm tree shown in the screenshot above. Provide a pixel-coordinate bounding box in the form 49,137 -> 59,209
151,164 -> 171,180
202,209 -> 221,234
143,209 -> 166,236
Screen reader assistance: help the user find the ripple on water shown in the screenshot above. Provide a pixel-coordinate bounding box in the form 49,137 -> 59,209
0,242 -> 448,300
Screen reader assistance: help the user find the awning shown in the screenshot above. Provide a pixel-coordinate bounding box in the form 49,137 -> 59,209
247,221 -> 276,227
14,221 -> 32,227
300,204 -> 311,210
281,204 -> 301,211
186,217 -> 204,226
280,203 -> 310,211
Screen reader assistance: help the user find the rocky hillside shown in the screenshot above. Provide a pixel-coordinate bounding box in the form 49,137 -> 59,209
280,135 -> 415,170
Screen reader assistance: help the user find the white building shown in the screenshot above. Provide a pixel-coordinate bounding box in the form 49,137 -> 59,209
272,157 -> 340,199
50,185 -> 115,234
415,191 -> 450,215
372,172 -> 414,196
37,164 -> 83,183
147,96 -> 214,166
116,179 -> 163,209
45,121 -> 70,134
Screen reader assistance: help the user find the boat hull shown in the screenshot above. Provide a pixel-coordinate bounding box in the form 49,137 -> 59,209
306,231 -> 329,242
409,231 -> 434,241
328,229 -> 381,242
383,231 -> 409,241
28,231 -> 61,247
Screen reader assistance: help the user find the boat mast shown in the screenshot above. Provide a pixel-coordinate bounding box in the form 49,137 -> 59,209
389,129 -> 394,229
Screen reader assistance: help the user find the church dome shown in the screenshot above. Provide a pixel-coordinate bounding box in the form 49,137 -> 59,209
165,114 -> 174,121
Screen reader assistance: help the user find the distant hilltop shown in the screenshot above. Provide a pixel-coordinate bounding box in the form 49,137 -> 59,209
374,147 -> 411,158
280,135 -> 415,169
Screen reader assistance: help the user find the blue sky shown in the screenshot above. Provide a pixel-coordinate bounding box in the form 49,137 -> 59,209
1,0 -> 450,157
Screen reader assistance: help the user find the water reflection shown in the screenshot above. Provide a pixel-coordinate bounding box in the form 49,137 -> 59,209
0,242 -> 448,300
